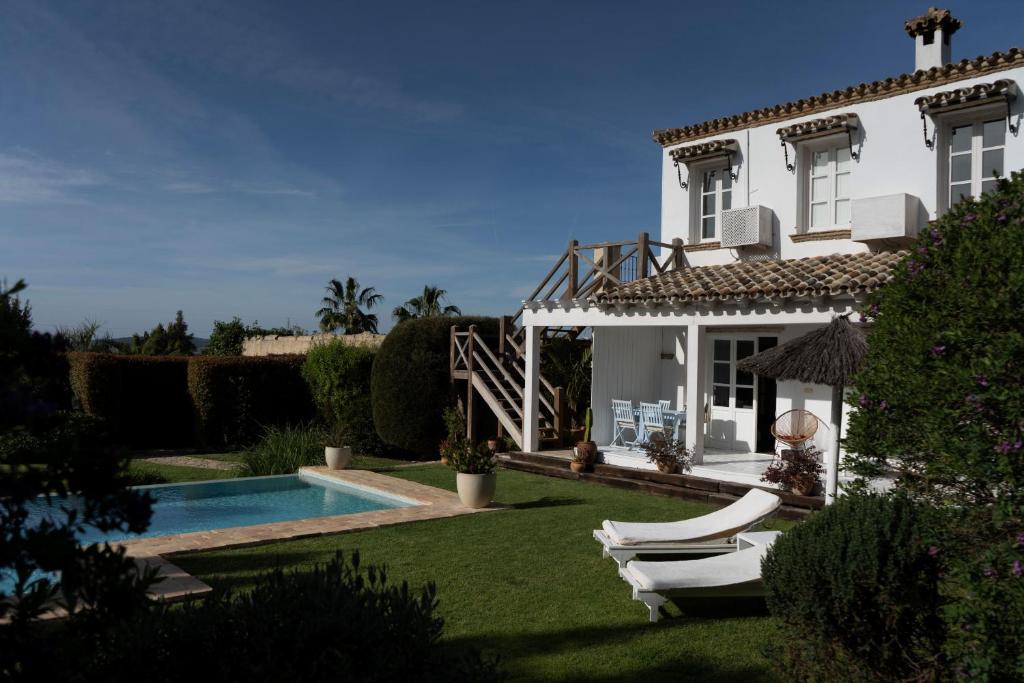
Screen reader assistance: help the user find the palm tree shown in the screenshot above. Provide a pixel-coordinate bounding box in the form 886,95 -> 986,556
316,277 -> 383,334
392,285 -> 462,323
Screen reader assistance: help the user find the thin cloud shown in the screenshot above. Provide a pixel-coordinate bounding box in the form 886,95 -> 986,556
0,152 -> 109,204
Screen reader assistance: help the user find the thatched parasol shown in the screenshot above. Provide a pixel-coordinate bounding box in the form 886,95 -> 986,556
737,315 -> 868,503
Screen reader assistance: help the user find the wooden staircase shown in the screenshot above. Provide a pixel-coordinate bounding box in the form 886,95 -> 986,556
450,324 -> 565,449
450,230 -> 689,450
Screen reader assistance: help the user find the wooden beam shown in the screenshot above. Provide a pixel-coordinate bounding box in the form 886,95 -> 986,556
567,239 -> 579,299
466,325 -> 476,443
637,231 -> 650,279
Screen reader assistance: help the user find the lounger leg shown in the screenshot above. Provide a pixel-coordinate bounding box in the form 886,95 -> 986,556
608,548 -> 636,568
638,592 -> 667,623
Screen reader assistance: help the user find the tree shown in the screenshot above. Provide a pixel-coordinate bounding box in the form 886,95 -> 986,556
204,317 -> 247,356
130,311 -> 195,355
0,279 -> 155,669
392,285 -> 462,323
55,319 -> 103,352
316,277 -> 382,334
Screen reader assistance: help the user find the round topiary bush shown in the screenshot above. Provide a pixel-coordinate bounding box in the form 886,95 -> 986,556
371,316 -> 498,457
763,494 -> 944,681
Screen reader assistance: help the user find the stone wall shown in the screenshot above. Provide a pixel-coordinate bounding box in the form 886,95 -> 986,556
242,332 -> 385,356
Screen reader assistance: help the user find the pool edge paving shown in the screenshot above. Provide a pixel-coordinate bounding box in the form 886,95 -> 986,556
118,468 -> 498,557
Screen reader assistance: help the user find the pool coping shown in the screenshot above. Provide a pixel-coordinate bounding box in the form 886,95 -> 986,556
116,468 -> 497,557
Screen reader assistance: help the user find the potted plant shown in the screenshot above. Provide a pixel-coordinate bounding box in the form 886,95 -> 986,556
641,434 -> 692,474
487,437 -> 500,453
573,406 -> 597,465
323,425 -> 352,470
761,447 -> 824,496
569,448 -> 587,474
448,439 -> 497,508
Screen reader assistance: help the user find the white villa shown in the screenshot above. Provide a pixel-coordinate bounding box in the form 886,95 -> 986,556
454,8 -> 1022,500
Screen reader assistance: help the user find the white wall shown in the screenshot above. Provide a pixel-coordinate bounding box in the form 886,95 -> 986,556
591,327 -> 679,445
660,66 -> 1024,268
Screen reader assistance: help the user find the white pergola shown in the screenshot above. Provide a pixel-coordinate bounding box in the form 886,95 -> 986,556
519,295 -> 859,501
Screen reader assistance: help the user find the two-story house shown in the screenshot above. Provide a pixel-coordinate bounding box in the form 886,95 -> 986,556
454,8 -> 1022,501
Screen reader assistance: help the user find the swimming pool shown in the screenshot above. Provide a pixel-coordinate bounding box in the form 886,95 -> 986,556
2,472 -> 416,595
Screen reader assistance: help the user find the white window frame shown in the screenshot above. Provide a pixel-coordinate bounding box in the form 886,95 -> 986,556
799,137 -> 852,231
689,159 -> 733,243
938,104 -> 1008,213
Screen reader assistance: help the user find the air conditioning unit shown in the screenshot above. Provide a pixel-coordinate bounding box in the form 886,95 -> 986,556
720,205 -> 773,248
851,194 -> 922,242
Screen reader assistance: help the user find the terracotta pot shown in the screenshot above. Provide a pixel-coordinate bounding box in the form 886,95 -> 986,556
325,446 -> 353,470
487,439 -> 499,452
790,476 -> 816,496
456,472 -> 496,508
656,461 -> 680,474
575,441 -> 598,464
570,461 -> 586,473
440,455 -> 450,466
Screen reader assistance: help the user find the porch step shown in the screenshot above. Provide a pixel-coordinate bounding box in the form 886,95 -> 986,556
498,451 -> 820,519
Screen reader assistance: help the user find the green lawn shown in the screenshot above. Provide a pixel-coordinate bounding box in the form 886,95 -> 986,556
172,465 -> 792,682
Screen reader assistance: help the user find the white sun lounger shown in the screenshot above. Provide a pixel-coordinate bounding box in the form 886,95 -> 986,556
619,531 -> 781,622
593,488 -> 782,567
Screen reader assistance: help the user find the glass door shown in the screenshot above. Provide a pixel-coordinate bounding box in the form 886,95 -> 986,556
707,336 -> 759,451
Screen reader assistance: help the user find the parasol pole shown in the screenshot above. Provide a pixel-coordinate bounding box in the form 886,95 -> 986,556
826,384 -> 843,504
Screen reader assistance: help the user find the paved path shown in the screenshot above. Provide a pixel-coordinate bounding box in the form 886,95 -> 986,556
141,456 -> 240,471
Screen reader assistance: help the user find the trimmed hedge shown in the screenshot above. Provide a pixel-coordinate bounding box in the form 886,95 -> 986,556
763,494 -> 944,680
304,340 -> 388,456
188,355 -> 313,448
371,316 -> 498,457
68,352 -> 192,448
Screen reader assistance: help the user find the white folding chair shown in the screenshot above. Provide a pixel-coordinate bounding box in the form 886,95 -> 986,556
658,400 -> 671,411
611,400 -> 639,448
639,402 -> 668,443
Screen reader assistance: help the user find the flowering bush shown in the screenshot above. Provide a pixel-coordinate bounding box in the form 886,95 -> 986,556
844,171 -> 1024,678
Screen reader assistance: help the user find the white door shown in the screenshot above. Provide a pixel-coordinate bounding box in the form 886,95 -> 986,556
706,337 -> 758,451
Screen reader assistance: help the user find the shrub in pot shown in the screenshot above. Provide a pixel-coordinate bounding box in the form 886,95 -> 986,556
447,439 -> 497,509
323,425 -> 353,470
573,406 -> 597,464
569,448 -> 587,474
641,434 -> 692,474
761,447 -> 823,495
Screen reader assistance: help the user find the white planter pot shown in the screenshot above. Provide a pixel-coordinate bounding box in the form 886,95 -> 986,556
324,446 -> 353,470
456,472 -> 496,509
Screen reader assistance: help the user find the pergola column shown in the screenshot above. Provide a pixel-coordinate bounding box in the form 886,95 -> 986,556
684,322 -> 706,465
522,325 -> 541,452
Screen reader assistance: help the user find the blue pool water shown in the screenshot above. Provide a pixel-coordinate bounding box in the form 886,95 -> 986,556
2,473 -> 414,595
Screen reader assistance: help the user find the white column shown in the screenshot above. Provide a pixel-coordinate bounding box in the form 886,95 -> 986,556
825,385 -> 843,504
684,322 -> 706,465
522,325 -> 541,452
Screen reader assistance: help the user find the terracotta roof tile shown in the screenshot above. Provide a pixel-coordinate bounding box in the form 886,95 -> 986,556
904,7 -> 962,38
653,49 -> 1023,147
594,251 -> 907,306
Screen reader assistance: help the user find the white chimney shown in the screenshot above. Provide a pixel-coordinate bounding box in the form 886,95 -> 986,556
904,7 -> 962,71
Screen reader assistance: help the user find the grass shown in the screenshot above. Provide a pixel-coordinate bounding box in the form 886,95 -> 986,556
173,465 -> 793,682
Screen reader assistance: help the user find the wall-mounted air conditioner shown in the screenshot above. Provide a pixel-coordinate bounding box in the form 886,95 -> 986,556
851,194 -> 923,242
720,205 -> 773,248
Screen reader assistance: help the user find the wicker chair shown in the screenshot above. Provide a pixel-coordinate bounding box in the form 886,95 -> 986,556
770,409 -> 819,450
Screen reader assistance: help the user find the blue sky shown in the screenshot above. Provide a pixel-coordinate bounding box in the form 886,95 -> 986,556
2,0 -> 1022,336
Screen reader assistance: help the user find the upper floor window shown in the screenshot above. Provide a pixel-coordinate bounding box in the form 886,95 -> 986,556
697,166 -> 732,241
948,118 -> 1005,205
808,144 -> 851,229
